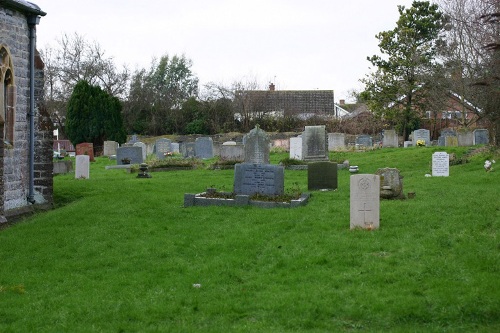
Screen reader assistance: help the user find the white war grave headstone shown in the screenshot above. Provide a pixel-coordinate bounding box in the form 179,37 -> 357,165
350,174 -> 380,230
75,155 -> 90,179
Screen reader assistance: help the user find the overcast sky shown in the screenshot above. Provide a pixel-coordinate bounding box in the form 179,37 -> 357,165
35,0 -> 415,102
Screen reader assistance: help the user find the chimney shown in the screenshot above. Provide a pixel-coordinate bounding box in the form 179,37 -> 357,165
339,99 -> 345,105
269,83 -> 275,91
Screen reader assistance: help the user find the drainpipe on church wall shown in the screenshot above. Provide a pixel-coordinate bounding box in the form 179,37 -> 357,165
27,15 -> 40,204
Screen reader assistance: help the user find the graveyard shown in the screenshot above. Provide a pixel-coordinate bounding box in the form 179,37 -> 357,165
1,144 -> 499,332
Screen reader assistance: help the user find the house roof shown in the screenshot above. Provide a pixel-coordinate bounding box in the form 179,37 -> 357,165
2,0 -> 46,16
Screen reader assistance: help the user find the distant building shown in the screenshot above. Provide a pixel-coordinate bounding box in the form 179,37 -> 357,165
1,0 -> 52,221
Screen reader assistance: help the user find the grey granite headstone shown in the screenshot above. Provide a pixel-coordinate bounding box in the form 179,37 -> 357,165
75,155 -> 90,179
220,143 -> 244,161
155,138 -> 172,159
289,136 -> 302,160
128,134 -> 139,145
350,174 -> 380,230
243,125 -> 270,164
103,141 -> 119,156
457,131 -> 473,146
473,129 -> 489,145
308,162 -> 337,191
116,146 -> 144,165
171,142 -> 180,154
181,142 -> 196,158
356,135 -> 373,148
133,141 -> 147,161
195,137 -> 214,159
234,163 -> 284,196
432,152 -> 449,177
412,129 -> 431,146
382,130 -> 398,148
302,125 -> 328,161
328,133 -> 346,151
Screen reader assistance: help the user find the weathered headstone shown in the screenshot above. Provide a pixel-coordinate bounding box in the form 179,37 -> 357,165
375,167 -> 405,199
445,136 -> 458,147
356,135 -> 373,148
195,137 -> 214,159
220,142 -> 244,161
308,162 -> 337,191
116,146 -> 143,165
128,134 -> 139,145
234,163 -> 284,196
133,141 -> 147,161
382,130 -> 398,148
171,142 -> 180,154
350,174 -> 380,230
457,131 -> 474,146
412,129 -> 431,146
473,129 -> 489,145
103,141 -> 118,157
155,138 -> 172,159
75,142 -> 94,162
404,141 -> 413,148
181,142 -> 196,158
432,152 -> 449,177
289,136 -> 303,160
75,155 -> 90,179
302,125 -> 328,161
328,133 -> 346,151
243,125 -> 270,164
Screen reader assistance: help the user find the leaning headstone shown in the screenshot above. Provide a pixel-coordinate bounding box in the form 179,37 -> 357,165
356,135 -> 373,148
234,163 -> 284,196
445,136 -> 458,147
180,142 -> 196,158
302,125 -> 328,161
75,142 -> 94,162
220,142 -> 244,161
308,162 -> 337,191
350,174 -> 380,230
457,131 -> 474,146
375,167 -> 405,199
289,136 -> 303,160
243,125 -> 270,164
195,137 -> 214,159
155,138 -> 172,160
103,141 -> 119,157
75,155 -> 90,179
382,130 -> 398,148
473,129 -> 489,145
116,146 -> 143,165
432,152 -> 449,177
133,141 -> 147,161
412,129 -> 431,146
328,133 -> 346,151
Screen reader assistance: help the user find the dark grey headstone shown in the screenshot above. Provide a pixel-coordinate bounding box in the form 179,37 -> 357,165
356,135 -> 373,147
128,134 -> 139,145
302,125 -> 328,161
473,129 -> 489,145
308,162 -> 338,191
243,125 -> 270,164
155,138 -> 172,159
180,142 -> 196,158
234,163 -> 284,196
437,136 -> 445,146
195,137 -> 214,159
116,146 -> 143,165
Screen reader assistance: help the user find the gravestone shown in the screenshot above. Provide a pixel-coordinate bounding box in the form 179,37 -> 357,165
103,141 -> 119,157
181,142 -> 196,158
243,125 -> 270,164
116,146 -> 143,165
220,142 -> 244,161
195,137 -> 214,159
133,141 -> 147,161
308,162 -> 337,191
155,138 -> 172,160
75,155 -> 90,179
171,142 -> 180,154
75,142 -> 94,162
375,167 -> 404,199
289,136 -> 303,160
382,130 -> 398,148
412,129 -> 431,146
128,134 -> 139,145
404,141 -> 413,148
328,133 -> 346,151
234,163 -> 284,196
473,129 -> 489,145
356,135 -> 373,148
432,152 -> 449,177
302,125 -> 328,161
350,174 -> 380,230
445,136 -> 458,147
457,131 -> 473,146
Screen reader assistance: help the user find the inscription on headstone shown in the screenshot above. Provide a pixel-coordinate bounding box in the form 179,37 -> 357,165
234,163 -> 284,196
432,152 -> 449,177
116,146 -> 144,165
155,138 -> 172,159
356,135 -> 373,148
412,129 -> 431,146
350,174 -> 380,230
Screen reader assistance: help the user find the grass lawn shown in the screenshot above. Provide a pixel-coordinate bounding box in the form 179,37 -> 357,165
0,146 -> 499,332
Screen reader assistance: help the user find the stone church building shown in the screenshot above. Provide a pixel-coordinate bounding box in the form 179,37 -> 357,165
0,0 -> 52,222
